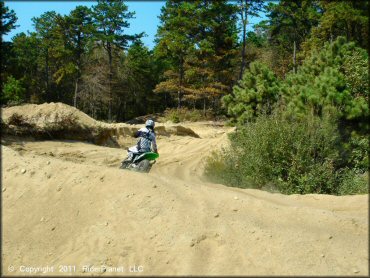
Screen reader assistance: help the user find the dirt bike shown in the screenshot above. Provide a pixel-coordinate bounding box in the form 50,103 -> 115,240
119,152 -> 159,173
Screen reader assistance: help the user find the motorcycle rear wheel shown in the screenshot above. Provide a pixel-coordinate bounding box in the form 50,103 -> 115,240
137,159 -> 151,173
119,161 -> 130,169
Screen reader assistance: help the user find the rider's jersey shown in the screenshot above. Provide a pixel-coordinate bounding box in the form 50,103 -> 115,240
136,127 -> 157,153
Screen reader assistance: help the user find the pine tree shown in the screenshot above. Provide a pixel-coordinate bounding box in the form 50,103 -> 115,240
62,6 -> 94,108
266,0 -> 321,74
32,11 -> 65,101
11,32 -> 42,102
117,41 -> 160,120
1,2 -> 18,36
154,0 -> 198,108
236,0 -> 265,79
222,62 -> 280,124
284,37 -> 368,123
155,0 -> 239,111
303,1 -> 369,52
91,0 -> 143,121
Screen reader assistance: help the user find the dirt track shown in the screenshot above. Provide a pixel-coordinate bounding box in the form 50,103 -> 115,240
2,107 -> 368,276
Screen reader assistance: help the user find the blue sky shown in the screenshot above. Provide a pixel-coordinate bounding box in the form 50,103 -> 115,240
3,1 -> 266,49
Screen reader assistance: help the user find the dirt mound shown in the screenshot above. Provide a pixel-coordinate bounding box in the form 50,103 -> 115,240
1,102 -> 114,145
2,102 -> 97,128
2,127 -> 368,276
2,103 -> 368,276
1,103 -> 200,146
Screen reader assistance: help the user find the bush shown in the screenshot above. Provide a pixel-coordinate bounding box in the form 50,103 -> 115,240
222,61 -> 281,125
223,38 -> 369,127
163,107 -> 214,123
283,37 -> 369,124
204,112 -> 368,195
2,76 -> 26,105
337,170 -> 368,195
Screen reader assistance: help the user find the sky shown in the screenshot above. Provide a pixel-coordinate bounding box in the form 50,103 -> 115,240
3,1 -> 267,50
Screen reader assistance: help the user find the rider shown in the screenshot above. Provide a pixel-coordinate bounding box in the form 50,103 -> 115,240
126,119 -> 158,162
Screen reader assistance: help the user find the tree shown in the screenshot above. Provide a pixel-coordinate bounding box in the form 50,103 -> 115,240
1,2 -> 18,36
117,41 -> 160,120
236,0 -> 265,79
266,0 -> 321,74
283,37 -> 368,124
91,0 -> 143,121
303,1 -> 369,52
1,3 -> 18,94
154,0 -> 198,108
32,11 -> 65,102
222,61 -> 280,124
155,0 -> 239,111
79,47 -> 110,119
62,6 -> 94,107
11,32 -> 42,102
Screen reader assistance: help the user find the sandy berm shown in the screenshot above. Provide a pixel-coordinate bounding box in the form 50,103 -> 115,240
2,103 -> 368,276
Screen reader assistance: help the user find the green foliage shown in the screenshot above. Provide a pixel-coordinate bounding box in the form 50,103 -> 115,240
2,0 -> 369,127
265,0 -> 321,74
342,132 -> 369,174
91,0 -> 143,120
92,0 -> 142,50
225,37 -> 368,126
154,0 -> 239,108
284,37 -> 369,123
32,11 -> 71,101
164,107 -> 213,123
118,41 -> 162,118
222,62 -> 280,124
2,76 -> 26,104
165,109 -> 180,123
304,1 -> 369,51
1,2 -> 18,36
337,171 -> 368,195
205,112 -> 367,195
245,31 -> 267,47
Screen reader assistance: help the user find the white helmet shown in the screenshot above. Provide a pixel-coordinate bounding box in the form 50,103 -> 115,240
145,119 -> 155,129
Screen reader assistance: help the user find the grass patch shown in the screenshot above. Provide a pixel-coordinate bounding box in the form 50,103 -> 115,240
163,108 -> 215,123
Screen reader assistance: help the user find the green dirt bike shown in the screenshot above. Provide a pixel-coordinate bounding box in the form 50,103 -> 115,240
119,152 -> 159,173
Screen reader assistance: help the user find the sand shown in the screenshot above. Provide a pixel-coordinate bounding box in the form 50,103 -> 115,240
1,104 -> 368,276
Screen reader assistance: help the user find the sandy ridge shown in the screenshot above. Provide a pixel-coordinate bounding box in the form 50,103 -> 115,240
1,104 -> 368,276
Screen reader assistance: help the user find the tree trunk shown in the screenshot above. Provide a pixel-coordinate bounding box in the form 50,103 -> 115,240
45,48 -> 49,102
73,78 -> 79,108
293,40 -> 296,74
346,22 -> 350,41
124,100 -> 127,121
203,97 -> 206,117
178,58 -> 184,109
330,26 -> 333,43
107,42 -> 113,122
239,0 -> 248,80
74,43 -> 82,108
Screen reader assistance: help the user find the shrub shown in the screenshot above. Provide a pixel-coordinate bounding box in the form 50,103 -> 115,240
222,61 -> 281,125
223,38 -> 369,127
204,112 -> 368,195
163,107 -> 214,123
283,37 -> 369,124
337,170 -> 368,195
164,109 -> 181,123
2,76 -> 26,105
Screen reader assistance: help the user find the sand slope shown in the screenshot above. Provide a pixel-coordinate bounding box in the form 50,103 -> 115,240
2,109 -> 368,276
